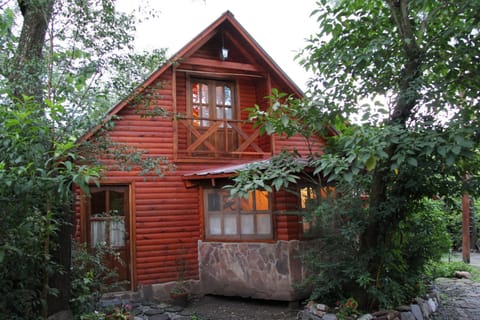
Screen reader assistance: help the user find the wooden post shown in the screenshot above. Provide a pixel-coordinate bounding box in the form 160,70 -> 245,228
462,192 -> 470,263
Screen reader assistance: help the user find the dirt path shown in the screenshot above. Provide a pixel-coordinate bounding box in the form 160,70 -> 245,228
432,278 -> 480,320
184,295 -> 300,320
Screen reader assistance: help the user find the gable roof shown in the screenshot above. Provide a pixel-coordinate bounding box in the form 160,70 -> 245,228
80,10 -> 304,142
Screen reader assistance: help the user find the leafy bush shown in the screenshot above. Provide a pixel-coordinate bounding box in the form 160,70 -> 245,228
301,197 -> 452,310
443,199 -> 480,251
426,260 -> 480,280
70,241 -> 127,318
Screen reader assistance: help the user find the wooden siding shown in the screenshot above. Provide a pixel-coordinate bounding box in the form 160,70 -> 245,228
274,133 -> 325,157
274,190 -> 302,240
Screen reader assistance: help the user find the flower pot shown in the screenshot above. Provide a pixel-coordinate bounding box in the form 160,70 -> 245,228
170,292 -> 188,307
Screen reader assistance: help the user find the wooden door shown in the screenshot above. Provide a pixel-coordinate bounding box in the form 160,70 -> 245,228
87,186 -> 130,286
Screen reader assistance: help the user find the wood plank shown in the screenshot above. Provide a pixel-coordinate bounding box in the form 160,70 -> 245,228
182,57 -> 262,73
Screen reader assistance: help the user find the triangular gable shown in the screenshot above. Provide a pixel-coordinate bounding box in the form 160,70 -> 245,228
80,10 -> 303,142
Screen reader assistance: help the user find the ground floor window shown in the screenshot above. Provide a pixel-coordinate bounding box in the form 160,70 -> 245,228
88,186 -> 129,248
300,185 -> 335,234
204,188 -> 272,240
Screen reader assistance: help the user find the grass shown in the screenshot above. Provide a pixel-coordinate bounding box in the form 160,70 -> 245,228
427,255 -> 480,282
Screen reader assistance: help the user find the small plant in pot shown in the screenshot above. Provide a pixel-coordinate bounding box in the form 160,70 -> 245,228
169,282 -> 189,307
169,257 -> 189,307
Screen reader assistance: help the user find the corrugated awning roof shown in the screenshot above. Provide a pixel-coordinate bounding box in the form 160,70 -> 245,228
183,159 -> 272,181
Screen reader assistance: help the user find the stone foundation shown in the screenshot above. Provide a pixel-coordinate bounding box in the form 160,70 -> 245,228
198,240 -> 308,301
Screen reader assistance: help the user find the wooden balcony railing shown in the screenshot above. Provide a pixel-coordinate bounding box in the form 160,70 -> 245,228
174,117 -> 271,159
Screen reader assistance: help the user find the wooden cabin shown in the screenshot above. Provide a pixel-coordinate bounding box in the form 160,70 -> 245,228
75,11 -> 325,301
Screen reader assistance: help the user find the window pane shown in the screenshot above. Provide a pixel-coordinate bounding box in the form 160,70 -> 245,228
224,215 -> 237,235
240,191 -> 254,211
255,190 -> 269,211
222,192 -> 237,212
192,83 -> 199,103
224,87 -> 231,105
209,215 -> 222,235
225,106 -> 232,120
193,105 -> 200,126
91,221 -> 106,247
110,191 -> 125,216
201,84 -> 208,103
216,86 -> 223,105
91,191 -> 106,216
201,105 -> 209,126
207,192 -> 221,212
110,220 -> 125,247
216,106 -> 224,119
256,214 -> 271,235
240,214 -> 254,234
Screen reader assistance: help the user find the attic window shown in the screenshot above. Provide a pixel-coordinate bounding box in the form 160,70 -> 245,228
191,79 -> 234,127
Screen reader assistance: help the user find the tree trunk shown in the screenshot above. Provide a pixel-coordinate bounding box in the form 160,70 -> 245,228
357,0 -> 423,309
462,193 -> 471,263
9,0 -> 55,101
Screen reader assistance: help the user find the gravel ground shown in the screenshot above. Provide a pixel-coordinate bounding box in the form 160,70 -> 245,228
183,295 -> 301,320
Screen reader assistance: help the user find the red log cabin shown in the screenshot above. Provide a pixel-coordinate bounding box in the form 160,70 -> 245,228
75,11 -> 325,301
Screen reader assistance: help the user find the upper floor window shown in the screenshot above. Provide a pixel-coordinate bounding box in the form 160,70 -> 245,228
204,188 -> 272,240
191,79 -> 235,127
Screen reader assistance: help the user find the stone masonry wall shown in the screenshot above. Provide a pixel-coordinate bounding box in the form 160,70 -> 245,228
198,240 -> 307,301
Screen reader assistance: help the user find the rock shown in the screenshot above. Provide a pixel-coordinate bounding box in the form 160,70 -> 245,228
396,305 -> 411,312
47,310 -> 73,320
399,312 -> 416,320
165,305 -> 184,313
410,304 -> 423,320
144,307 -> 165,316
372,310 -> 400,320
149,314 -> 170,320
312,310 -> 326,317
427,298 -> 437,313
301,310 -> 322,320
322,314 -> 337,320
99,298 -> 122,308
358,314 -> 374,320
315,303 -> 329,312
453,271 -> 472,279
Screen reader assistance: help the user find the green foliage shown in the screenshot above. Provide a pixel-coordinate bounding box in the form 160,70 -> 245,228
0,0 -> 172,317
227,151 -> 306,198
0,94 -> 94,318
70,242 -> 127,318
425,260 -> 480,281
0,210 -> 60,319
232,1 -> 480,310
443,199 -> 480,250
299,197 -> 452,309
336,298 -> 360,320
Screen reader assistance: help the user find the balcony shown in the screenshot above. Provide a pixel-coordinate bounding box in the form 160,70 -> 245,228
174,116 -> 271,160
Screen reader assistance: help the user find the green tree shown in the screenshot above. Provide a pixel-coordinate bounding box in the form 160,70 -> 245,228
232,0 -> 480,309
0,1 -> 169,318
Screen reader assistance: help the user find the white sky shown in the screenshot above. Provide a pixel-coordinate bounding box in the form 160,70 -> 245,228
116,0 -> 319,90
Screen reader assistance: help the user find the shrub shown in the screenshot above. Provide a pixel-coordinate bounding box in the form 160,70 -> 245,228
301,197 -> 452,310
70,241 -> 127,318
426,260 -> 480,280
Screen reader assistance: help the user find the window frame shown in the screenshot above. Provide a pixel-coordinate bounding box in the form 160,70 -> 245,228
299,184 -> 335,235
189,77 -> 236,127
87,186 -> 129,249
203,188 -> 273,240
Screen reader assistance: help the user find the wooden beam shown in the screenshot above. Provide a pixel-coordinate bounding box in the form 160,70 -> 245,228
182,57 -> 262,73
462,192 -> 471,263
